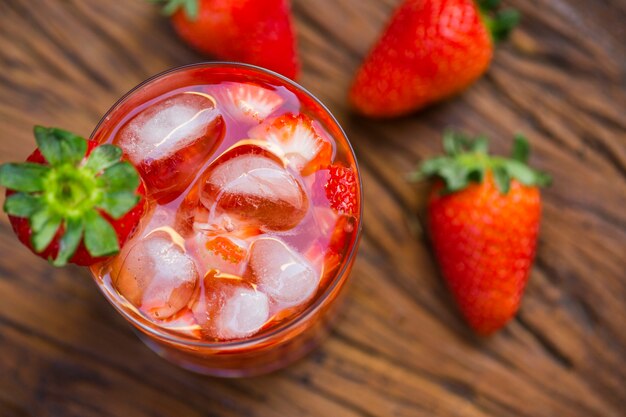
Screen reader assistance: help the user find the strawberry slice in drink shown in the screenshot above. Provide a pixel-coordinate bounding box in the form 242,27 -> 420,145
192,272 -> 270,340
198,143 -> 308,231
248,113 -> 333,175
114,92 -> 225,204
212,82 -> 284,123
188,233 -> 251,277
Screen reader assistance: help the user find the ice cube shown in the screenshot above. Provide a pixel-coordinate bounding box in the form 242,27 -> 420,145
115,92 -> 225,203
199,144 -> 309,231
247,237 -> 320,307
111,229 -> 198,320
192,274 -> 270,340
219,287 -> 270,340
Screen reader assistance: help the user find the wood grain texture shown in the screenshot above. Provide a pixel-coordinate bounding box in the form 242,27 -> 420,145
0,0 -> 624,416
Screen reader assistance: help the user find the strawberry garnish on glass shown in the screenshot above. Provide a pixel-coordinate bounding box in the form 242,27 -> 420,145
0,127 -> 146,266
414,132 -> 550,334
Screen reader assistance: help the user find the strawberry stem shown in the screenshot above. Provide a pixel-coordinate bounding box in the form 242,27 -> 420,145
477,0 -> 520,42
412,131 -> 551,194
147,0 -> 199,20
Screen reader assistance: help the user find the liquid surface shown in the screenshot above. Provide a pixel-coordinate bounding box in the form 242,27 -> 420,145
92,73 -> 360,342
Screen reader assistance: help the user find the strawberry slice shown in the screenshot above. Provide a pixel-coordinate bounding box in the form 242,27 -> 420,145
249,113 -> 332,175
205,236 -> 246,264
0,126 -> 146,266
325,164 -> 358,215
213,82 -> 284,123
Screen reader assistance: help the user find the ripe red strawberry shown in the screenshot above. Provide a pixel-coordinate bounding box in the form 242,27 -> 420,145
0,127 -> 146,266
325,164 -> 358,215
416,132 -> 550,334
152,0 -> 299,79
350,0 -> 519,117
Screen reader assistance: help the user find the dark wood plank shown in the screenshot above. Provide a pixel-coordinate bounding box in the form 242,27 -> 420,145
0,0 -> 624,416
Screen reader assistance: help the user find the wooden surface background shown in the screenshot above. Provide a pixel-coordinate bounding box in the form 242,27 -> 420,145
0,0 -> 625,416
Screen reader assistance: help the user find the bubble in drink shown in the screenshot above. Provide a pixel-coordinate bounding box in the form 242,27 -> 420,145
192,274 -> 270,340
199,143 -> 308,231
110,229 -> 198,320
115,92 -> 225,203
247,237 -> 320,307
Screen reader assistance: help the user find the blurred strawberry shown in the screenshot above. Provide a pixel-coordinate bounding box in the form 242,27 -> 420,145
415,132 -> 550,334
0,127 -> 146,266
350,0 -> 519,117
151,0 -> 299,79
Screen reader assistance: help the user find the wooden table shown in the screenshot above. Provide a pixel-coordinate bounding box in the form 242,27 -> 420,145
1,1 -> 624,416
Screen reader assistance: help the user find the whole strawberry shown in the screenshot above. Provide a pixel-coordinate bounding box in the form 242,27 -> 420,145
151,0 -> 299,79
0,127 -> 146,266
416,132 -> 550,334
350,0 -> 519,117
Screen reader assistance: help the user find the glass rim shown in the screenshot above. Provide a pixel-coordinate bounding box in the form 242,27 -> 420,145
90,61 -> 363,350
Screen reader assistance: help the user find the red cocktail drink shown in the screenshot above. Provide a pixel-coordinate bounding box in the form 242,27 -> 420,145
89,63 -> 361,376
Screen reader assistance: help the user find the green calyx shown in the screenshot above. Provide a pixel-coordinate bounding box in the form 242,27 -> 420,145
477,0 -> 520,42
412,131 -> 551,195
147,0 -> 199,20
0,126 -> 142,266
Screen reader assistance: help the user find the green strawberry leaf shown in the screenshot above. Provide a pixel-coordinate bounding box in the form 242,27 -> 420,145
4,193 -> 43,217
83,209 -> 120,257
84,144 -> 123,173
492,165 -> 510,194
478,0 -> 520,43
491,9 -> 521,42
98,191 -> 140,219
478,0 -> 502,11
150,0 -> 199,20
34,126 -> 87,166
53,217 -> 84,267
0,163 -> 50,192
30,208 -> 62,252
503,160 -> 537,185
443,131 -> 472,156
511,134 -> 530,163
472,135 -> 489,154
98,161 -> 141,193
439,164 -> 469,193
419,157 -> 449,176
535,171 -> 553,187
